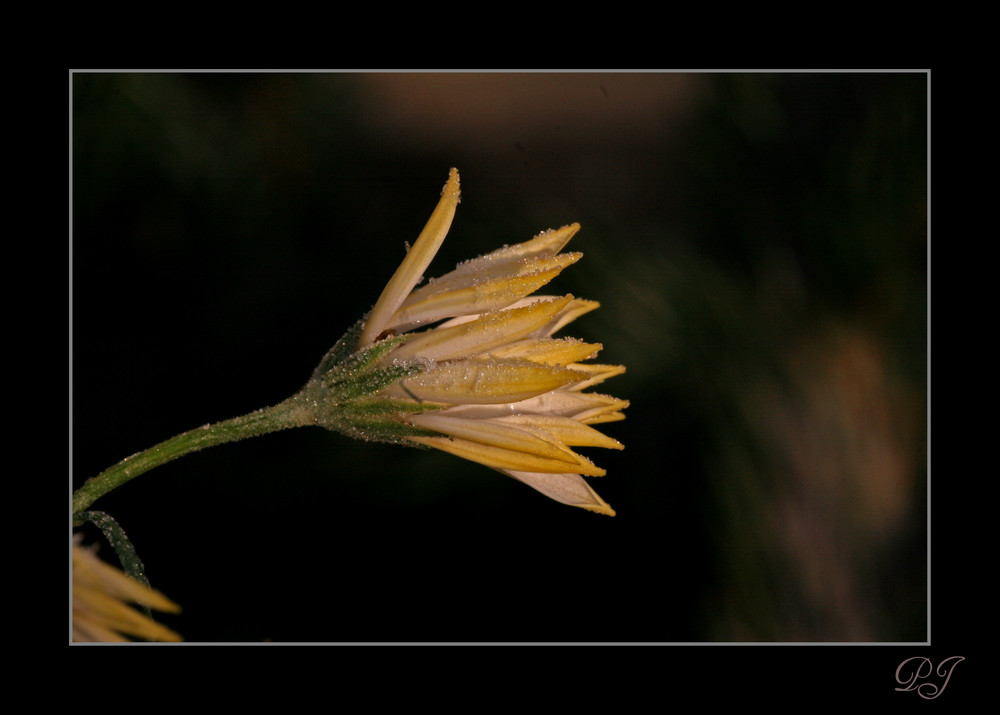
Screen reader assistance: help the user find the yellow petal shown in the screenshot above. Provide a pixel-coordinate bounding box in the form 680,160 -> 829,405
74,585 -> 183,642
535,298 -> 601,338
565,363 -> 627,390
411,432 -> 605,476
579,409 -> 628,425
73,617 -> 130,643
394,359 -> 588,404
494,413 -> 624,450
485,338 -> 602,366
388,296 -> 574,362
429,295 -> 599,334
74,547 -> 180,613
442,224 -> 580,281
73,544 -> 182,642
358,168 -> 461,347
387,253 -> 581,331
409,412 -> 584,466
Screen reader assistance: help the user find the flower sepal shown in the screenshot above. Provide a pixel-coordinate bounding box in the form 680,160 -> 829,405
297,319 -> 445,444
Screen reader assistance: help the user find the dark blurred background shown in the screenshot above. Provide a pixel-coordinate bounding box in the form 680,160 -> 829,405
71,72 -> 927,643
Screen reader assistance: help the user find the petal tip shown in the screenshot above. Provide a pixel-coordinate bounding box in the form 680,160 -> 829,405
444,167 -> 461,203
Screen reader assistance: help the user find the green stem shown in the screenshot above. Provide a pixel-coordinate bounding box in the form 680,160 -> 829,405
72,393 -> 315,519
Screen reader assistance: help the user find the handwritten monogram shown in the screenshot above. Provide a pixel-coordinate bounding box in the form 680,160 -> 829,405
894,656 -> 964,699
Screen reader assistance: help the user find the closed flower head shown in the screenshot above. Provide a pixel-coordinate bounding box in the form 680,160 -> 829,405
302,168 -> 626,516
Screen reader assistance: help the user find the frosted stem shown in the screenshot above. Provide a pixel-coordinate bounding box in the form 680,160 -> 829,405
72,394 -> 315,519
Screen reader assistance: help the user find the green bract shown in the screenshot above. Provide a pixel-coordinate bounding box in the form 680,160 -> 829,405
300,318 -> 443,444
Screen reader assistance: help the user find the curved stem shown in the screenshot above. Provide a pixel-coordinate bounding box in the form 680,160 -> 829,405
72,394 -> 315,519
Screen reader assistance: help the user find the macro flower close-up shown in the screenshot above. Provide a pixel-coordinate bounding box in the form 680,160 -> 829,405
74,72 -> 928,653
300,168 -> 626,515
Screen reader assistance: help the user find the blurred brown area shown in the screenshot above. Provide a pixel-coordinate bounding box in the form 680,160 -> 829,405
357,73 -> 699,146
72,72 -> 927,642
711,324 -> 923,640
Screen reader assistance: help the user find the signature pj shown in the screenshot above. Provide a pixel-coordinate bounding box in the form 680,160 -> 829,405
895,656 -> 964,699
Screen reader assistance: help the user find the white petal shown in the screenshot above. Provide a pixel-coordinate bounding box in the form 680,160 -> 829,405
501,469 -> 616,516
439,390 -> 629,421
